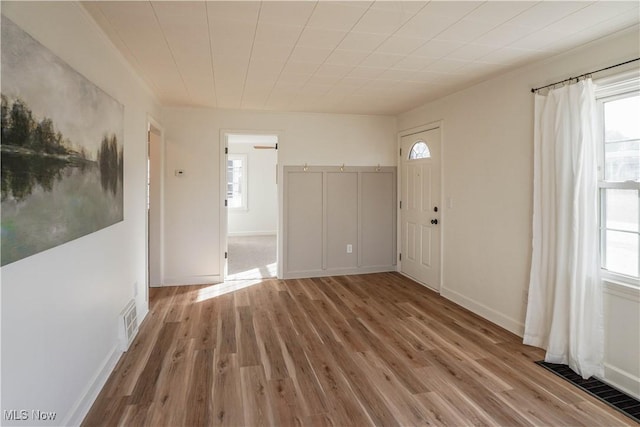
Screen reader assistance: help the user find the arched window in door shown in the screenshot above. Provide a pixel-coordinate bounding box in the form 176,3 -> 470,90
408,140 -> 431,159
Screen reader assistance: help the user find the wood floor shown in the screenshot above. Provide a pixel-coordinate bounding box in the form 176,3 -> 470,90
83,273 -> 634,426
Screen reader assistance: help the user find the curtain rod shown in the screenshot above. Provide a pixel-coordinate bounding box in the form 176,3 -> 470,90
530,58 -> 640,93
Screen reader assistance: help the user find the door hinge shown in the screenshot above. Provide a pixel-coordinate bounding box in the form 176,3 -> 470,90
225,252 -> 228,259
225,199 -> 228,207
399,253 -> 402,261
399,201 -> 402,209
225,147 -> 228,154
275,143 -> 278,150
399,148 -> 402,156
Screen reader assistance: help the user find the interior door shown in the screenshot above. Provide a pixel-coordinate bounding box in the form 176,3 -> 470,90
400,128 -> 441,290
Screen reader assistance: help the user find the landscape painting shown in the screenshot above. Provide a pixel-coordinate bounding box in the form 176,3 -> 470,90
1,16 -> 124,266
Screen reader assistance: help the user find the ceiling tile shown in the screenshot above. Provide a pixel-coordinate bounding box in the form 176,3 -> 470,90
352,7 -> 416,34
446,43 -> 498,62
281,60 -> 321,75
254,22 -> 303,47
544,3 -> 631,34
325,49 -> 371,66
412,40 -> 465,59
289,46 -> 333,63
259,1 -> 317,26
478,47 -> 544,66
423,58 -> 469,74
506,2 -> 591,29
307,74 -> 343,86
85,0 -> 640,115
391,55 -> 436,71
347,66 -> 387,80
360,52 -> 404,68
315,63 -> 354,78
337,31 -> 387,51
206,1 -> 260,23
250,42 -> 293,63
307,2 -> 370,31
376,35 -> 427,55
463,2 -> 539,24
297,27 -> 348,50
435,19 -> 499,43
473,24 -> 539,48
395,12 -> 459,40
419,1 -> 482,18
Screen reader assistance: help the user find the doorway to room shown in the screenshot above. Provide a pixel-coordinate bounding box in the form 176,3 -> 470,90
223,133 -> 278,280
147,119 -> 164,293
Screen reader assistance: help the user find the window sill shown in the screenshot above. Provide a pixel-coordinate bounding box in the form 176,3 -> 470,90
602,276 -> 640,302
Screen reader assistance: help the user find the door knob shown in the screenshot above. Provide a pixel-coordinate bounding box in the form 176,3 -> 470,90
431,219 -> 438,225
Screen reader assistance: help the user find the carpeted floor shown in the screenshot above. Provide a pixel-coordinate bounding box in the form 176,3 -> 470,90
227,235 -> 276,279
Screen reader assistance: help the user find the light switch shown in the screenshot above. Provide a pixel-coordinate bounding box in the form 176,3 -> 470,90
347,244 -> 353,254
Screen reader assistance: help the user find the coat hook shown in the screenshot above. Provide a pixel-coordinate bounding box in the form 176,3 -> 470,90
303,163 -> 308,172
376,164 -> 381,172
340,163 -> 345,172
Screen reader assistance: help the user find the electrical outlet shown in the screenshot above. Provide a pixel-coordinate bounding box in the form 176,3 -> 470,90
346,244 -> 353,254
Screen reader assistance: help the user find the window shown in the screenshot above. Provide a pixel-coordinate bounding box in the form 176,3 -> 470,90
596,74 -> 640,284
409,141 -> 431,159
227,154 -> 247,210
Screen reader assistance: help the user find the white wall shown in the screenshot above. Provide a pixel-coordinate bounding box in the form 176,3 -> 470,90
228,142 -> 278,236
398,26 -> 639,394
0,2 -> 159,425
160,107 -> 397,284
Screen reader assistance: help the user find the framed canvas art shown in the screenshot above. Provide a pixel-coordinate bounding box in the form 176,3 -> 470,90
1,16 -> 125,266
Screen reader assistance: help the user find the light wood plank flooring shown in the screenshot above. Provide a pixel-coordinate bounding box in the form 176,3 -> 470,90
83,273 -> 634,426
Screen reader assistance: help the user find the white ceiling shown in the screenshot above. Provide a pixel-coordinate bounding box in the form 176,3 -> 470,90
82,1 -> 640,115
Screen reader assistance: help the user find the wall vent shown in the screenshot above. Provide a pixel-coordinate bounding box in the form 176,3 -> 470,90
119,300 -> 138,352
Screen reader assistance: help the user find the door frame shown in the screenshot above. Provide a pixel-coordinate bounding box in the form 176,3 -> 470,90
397,120 -> 444,292
146,114 -> 165,294
219,129 -> 283,281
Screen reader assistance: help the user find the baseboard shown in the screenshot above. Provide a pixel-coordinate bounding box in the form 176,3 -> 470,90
603,363 -> 640,400
63,345 -> 122,426
228,231 -> 276,237
440,286 -> 525,337
163,274 -> 222,286
283,265 -> 395,280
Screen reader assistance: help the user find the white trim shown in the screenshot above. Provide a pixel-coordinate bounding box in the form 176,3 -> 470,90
63,345 -> 122,427
602,363 -> 640,400
228,231 -> 277,237
163,274 -> 222,286
595,68 -> 640,98
440,286 -> 525,336
283,265 -> 395,280
604,279 -> 640,302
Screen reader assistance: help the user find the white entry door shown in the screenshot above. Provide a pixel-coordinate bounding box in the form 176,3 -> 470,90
400,128 -> 441,290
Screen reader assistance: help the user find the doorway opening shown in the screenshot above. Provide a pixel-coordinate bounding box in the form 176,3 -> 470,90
224,133 -> 278,280
147,118 -> 164,294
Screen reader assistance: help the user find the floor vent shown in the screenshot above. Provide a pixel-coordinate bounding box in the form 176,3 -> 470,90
119,300 -> 138,352
536,361 -> 640,423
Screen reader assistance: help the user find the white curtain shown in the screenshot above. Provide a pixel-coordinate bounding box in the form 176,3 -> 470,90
524,78 -> 604,379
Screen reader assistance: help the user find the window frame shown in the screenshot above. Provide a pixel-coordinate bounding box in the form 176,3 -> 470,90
227,153 -> 248,211
595,71 -> 640,287
408,140 -> 431,160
